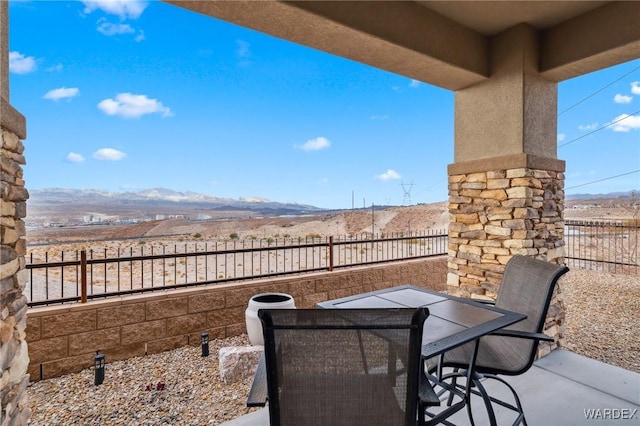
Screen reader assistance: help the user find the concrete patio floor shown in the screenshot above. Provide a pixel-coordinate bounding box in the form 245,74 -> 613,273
221,349 -> 639,425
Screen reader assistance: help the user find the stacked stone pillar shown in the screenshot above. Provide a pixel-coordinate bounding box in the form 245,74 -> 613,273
447,164 -> 566,353
447,166 -> 565,294
0,127 -> 30,425
1,2 -> 31,424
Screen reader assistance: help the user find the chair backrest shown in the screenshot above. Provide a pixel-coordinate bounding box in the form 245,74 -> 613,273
490,255 -> 569,374
259,308 -> 428,426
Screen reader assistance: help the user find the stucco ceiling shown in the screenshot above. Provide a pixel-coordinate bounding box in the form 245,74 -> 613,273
165,1 -> 640,90
417,1 -> 609,35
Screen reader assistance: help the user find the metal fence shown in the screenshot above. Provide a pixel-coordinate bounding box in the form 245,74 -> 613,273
565,219 -> 639,275
25,220 -> 639,307
25,230 -> 447,306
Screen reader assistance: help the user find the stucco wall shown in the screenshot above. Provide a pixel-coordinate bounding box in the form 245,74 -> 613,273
26,257 -> 447,381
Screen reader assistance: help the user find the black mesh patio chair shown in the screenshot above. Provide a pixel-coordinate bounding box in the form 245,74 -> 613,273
247,308 -> 439,426
426,255 -> 569,426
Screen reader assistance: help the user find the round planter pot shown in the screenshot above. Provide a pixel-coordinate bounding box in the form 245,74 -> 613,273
245,293 -> 296,345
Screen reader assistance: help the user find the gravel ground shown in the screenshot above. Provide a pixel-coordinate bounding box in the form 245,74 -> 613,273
27,335 -> 260,425
561,269 -> 640,373
26,269 -> 638,425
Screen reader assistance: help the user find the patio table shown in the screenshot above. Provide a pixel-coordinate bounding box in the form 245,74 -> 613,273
316,285 -> 527,425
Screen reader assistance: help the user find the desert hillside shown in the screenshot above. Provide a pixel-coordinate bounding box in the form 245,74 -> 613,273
27,203 -> 450,245
27,196 -> 639,246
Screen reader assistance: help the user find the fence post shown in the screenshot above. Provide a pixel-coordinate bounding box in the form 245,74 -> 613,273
81,250 -> 87,303
328,236 -> 334,272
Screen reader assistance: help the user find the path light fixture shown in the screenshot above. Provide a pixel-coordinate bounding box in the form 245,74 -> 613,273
201,332 -> 209,357
94,350 -> 105,385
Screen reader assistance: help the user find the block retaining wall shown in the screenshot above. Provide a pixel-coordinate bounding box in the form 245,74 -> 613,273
26,257 -> 447,381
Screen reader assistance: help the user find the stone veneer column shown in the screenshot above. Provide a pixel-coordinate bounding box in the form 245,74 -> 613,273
447,165 -> 565,354
0,127 -> 30,425
1,2 -> 31,424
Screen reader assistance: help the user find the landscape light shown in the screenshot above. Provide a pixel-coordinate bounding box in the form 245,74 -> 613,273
94,350 -> 105,385
201,332 -> 209,357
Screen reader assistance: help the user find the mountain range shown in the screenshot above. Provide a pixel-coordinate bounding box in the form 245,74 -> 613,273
26,187 -> 326,222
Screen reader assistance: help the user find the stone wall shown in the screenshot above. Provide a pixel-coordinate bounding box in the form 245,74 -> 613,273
1,127 -> 30,425
447,167 -> 566,353
26,257 -> 447,381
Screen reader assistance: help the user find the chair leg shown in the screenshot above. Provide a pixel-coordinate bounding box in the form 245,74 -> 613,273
446,370 -> 458,406
471,374 -> 527,426
468,376 -> 497,426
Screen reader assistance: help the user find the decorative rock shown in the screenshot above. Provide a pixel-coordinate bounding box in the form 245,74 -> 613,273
218,345 -> 262,384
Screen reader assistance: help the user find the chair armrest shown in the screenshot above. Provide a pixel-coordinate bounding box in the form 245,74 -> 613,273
419,371 -> 440,407
489,329 -> 554,342
247,352 -> 268,407
473,299 -> 496,305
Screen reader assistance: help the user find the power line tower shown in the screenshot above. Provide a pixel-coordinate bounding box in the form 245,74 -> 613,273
400,180 -> 414,205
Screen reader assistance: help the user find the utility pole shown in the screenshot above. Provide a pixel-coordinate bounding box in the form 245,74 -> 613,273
371,203 -> 375,236
400,180 -> 414,205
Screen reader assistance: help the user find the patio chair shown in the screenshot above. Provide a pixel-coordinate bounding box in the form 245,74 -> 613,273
426,255 -> 569,426
247,308 -> 439,426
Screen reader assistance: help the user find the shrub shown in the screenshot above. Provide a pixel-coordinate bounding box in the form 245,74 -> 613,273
229,232 -> 239,240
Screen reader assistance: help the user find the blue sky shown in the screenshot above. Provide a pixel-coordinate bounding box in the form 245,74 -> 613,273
8,1 -> 640,209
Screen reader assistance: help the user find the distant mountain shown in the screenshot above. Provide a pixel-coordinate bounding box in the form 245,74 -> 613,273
566,190 -> 637,200
27,187 -> 326,220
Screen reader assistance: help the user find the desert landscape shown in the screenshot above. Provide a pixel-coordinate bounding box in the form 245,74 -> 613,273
26,189 -> 638,245
24,195 -> 638,303
24,194 -> 640,425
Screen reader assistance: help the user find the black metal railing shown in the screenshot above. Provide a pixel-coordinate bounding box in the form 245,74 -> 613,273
26,230 -> 448,306
26,219 -> 638,307
565,219 -> 639,275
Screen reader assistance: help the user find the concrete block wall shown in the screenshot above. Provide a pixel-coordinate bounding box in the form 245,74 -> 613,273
26,257 -> 447,381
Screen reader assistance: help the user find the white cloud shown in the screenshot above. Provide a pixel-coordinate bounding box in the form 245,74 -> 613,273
409,79 -> 420,88
376,169 -> 401,182
47,63 -> 64,72
67,152 -> 85,163
371,115 -> 389,121
578,123 -> 598,131
631,81 -> 640,95
317,177 -> 329,185
236,40 -> 251,58
134,30 -> 145,42
98,93 -> 173,118
9,51 -> 36,74
43,87 -> 80,101
614,94 -> 633,104
82,0 -> 148,20
93,148 -> 127,161
97,20 -> 135,36
557,133 -> 566,142
295,137 -> 331,152
610,114 -> 640,132
236,40 -> 253,66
